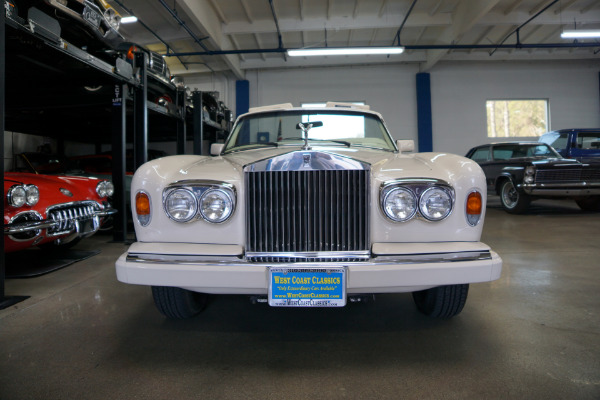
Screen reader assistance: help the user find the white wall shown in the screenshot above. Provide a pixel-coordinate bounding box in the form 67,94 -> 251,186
430,60 -> 600,155
245,60 -> 599,156
246,64 -> 420,143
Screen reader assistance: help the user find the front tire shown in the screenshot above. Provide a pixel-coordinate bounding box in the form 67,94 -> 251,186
575,196 -> 600,212
500,180 -> 530,214
412,284 -> 469,318
151,286 -> 208,319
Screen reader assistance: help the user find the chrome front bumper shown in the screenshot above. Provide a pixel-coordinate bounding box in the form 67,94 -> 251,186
520,182 -> 600,196
4,207 -> 117,235
116,242 -> 503,295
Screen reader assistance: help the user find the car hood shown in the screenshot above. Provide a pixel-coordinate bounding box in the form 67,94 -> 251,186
4,172 -> 102,199
174,146 -> 468,184
530,158 -> 582,167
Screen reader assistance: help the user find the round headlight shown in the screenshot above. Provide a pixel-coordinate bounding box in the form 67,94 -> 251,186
8,185 -> 27,207
199,189 -> 233,223
165,189 -> 197,222
96,181 -> 106,198
419,187 -> 452,221
382,187 -> 417,222
104,8 -> 121,30
25,185 -> 39,206
524,166 -> 535,184
104,181 -> 115,197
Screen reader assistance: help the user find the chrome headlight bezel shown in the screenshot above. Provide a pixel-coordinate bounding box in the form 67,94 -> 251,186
8,185 -> 27,207
162,181 -> 236,224
380,179 -> 455,223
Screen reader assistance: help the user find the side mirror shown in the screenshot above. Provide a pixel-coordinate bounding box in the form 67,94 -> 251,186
210,143 -> 224,156
396,139 -> 414,153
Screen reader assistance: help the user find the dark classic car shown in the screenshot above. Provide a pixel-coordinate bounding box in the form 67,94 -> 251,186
539,129 -> 600,165
4,172 -> 116,253
466,142 -> 600,213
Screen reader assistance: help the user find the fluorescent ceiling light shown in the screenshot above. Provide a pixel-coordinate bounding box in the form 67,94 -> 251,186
121,16 -> 138,24
560,30 -> 600,39
287,47 -> 405,56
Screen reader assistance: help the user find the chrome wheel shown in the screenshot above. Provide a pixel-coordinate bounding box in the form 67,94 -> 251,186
501,181 -> 518,209
500,180 -> 530,214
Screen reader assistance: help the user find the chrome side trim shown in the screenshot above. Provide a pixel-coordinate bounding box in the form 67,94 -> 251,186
125,250 -> 492,266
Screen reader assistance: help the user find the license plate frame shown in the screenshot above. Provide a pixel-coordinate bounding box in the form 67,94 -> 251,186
268,267 -> 347,307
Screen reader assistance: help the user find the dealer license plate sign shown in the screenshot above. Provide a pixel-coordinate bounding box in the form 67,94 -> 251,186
268,267 -> 346,307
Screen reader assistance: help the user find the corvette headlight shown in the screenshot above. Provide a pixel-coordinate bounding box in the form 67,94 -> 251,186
199,189 -> 234,223
25,185 -> 39,206
524,166 -> 535,184
8,185 -> 26,207
382,187 -> 417,222
165,189 -> 197,222
419,187 -> 453,221
96,181 -> 114,198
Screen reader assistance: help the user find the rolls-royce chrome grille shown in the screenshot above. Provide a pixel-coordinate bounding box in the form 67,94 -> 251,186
245,169 -> 370,263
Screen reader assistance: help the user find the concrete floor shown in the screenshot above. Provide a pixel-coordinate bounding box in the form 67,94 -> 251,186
1,198 -> 599,399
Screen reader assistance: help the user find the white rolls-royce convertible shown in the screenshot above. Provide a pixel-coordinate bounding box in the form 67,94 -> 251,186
116,102 -> 502,319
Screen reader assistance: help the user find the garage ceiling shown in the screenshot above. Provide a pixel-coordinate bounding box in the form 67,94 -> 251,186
108,0 -> 600,78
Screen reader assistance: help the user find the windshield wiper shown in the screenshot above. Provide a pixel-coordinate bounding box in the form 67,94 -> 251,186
281,137 -> 352,147
246,142 -> 280,149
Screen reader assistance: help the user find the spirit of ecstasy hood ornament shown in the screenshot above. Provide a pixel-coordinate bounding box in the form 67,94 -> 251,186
296,121 -> 323,150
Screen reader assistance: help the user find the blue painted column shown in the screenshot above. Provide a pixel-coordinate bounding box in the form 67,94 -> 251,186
416,73 -> 433,152
236,80 -> 250,117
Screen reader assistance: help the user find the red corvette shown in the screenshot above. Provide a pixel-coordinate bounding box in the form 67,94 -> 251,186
3,172 -> 117,253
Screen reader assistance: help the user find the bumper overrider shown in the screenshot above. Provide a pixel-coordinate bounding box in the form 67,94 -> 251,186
116,242 -> 502,294
520,182 -> 600,196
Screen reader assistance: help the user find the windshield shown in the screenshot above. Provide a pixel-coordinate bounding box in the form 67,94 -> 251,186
223,110 -> 396,153
492,143 -> 561,160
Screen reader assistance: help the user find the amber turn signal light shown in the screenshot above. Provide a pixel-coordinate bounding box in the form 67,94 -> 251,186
135,191 -> 151,226
136,192 -> 150,215
466,191 -> 482,215
466,191 -> 482,226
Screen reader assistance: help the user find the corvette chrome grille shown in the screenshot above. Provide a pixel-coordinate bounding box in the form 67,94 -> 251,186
47,201 -> 99,236
245,170 -> 369,263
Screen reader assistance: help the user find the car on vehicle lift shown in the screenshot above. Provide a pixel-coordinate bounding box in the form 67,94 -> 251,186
116,102 -> 502,320
466,142 -> 600,213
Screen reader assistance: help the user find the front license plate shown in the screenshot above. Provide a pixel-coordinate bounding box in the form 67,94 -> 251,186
83,6 -> 101,27
268,267 -> 346,307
